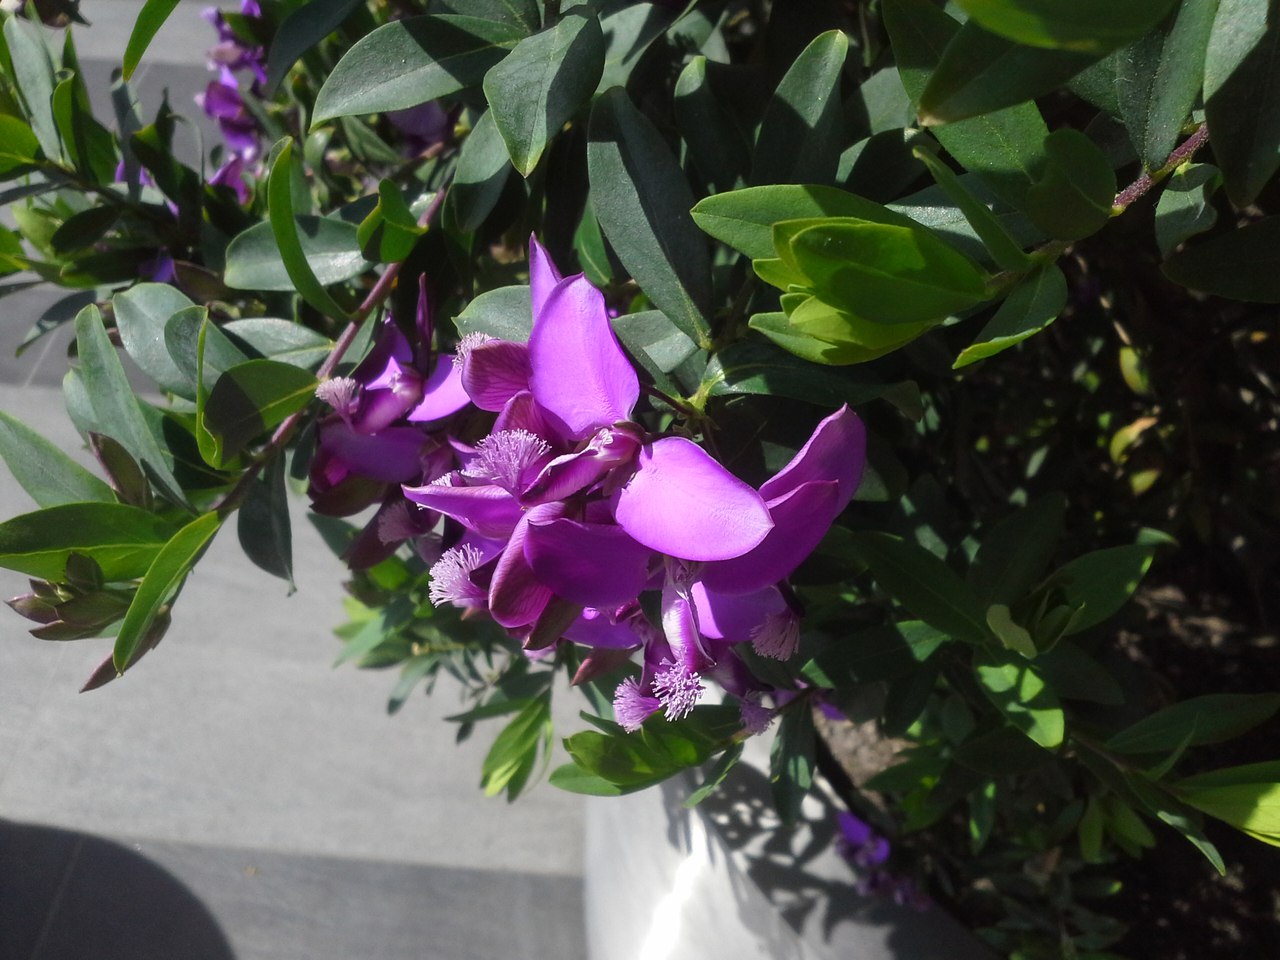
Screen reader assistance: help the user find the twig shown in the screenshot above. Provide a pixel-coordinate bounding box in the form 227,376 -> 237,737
1113,123 -> 1210,213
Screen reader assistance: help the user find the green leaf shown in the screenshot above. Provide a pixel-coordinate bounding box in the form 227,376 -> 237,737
919,22 -> 1097,124
685,743 -> 744,808
1203,0 -> 1280,206
113,283 -> 198,398
974,652 -> 1065,749
202,359 -> 319,466
237,455 -> 294,586
264,0 -> 364,95
4,16 -> 61,162
1178,775 -> 1280,844
913,145 -> 1032,271
548,763 -> 624,796
224,215 -> 372,292
693,183 -> 917,261
955,0 -> 1177,55
112,511 -> 221,672
454,285 -> 533,342
702,337 -> 899,407
1107,694 -> 1280,755
770,706 -> 815,825
0,411 -> 115,508
849,531 -> 990,643
748,311 -> 903,366
954,262 -> 1067,368
587,88 -> 712,348
481,695 -> 551,799
611,310 -> 699,380
1155,163 -> 1222,257
448,110 -> 512,233
1023,128 -> 1116,241
674,56 -> 751,192
72,305 -> 184,503
1079,796 -> 1105,862
266,139 -> 350,321
222,318 -> 333,369
1035,640 -> 1125,705
122,0 -> 181,79
429,0 -> 540,30
0,115 -> 41,177
752,30 -> 848,185
1163,216 -> 1280,302
357,180 -> 426,263
884,0 -> 1050,210
312,16 -> 523,125
1051,543 -> 1156,634
0,502 -> 178,581
483,10 -> 604,177
165,306 -> 250,392
778,217 -> 988,325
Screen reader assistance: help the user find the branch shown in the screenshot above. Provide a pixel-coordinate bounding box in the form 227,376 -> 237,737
1113,123 -> 1210,213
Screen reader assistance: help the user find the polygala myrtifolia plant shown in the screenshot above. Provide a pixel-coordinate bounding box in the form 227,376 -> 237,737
1,0 -> 1278,955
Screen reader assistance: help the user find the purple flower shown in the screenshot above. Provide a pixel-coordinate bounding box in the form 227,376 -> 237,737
198,66 -> 260,162
203,2 -> 267,89
387,102 -> 455,156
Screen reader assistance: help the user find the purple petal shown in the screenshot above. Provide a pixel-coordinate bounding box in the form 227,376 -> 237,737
525,518 -> 652,608
529,274 -> 639,440
407,354 -> 470,423
318,422 -> 427,482
690,583 -> 788,642
565,608 -> 646,651
521,424 -> 642,504
461,339 -> 532,412
759,405 -> 866,506
614,437 -> 773,561
402,476 -> 523,540
354,319 -> 414,383
494,390 -> 558,439
488,503 -> 563,628
662,576 -> 714,674
528,235 -> 563,318
698,479 -> 841,594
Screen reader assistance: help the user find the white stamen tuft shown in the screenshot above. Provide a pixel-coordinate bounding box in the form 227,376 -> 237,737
750,610 -> 800,660
462,429 -> 551,493
428,544 -> 487,608
652,661 -> 704,721
613,677 -> 660,733
453,332 -> 493,369
315,376 -> 360,418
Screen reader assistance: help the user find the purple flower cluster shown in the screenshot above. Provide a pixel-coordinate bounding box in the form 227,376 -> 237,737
414,238 -> 867,734
198,1 -> 266,202
836,812 -> 929,910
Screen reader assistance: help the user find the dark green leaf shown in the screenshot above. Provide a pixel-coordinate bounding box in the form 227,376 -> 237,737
913,145 -> 1032,271
312,16 -> 523,125
752,30 -> 848,185
1024,128 -> 1116,241
684,743 -> 744,808
4,16 -> 61,161
448,110 -> 512,233
849,531 -> 990,642
165,306 -> 250,391
1163,216 -> 1280,302
222,318 -> 333,369
974,652 -> 1064,749
429,0 -> 540,31
113,512 -> 221,671
454,284 -> 533,342
224,215 -> 372,292
264,0 -> 364,95
1155,162 -> 1222,257
0,115 -> 40,177
202,359 -> 319,465
1203,0 -> 1280,205
770,706 -> 815,825
0,502 -> 177,581
920,22 -> 1097,124
1034,641 -> 1125,705
357,180 -> 427,263
88,434 -> 151,510
238,455 -> 294,586
955,0 -> 1177,56
113,284 -> 198,398
611,310 -> 698,379
674,56 -> 750,192
596,1 -> 673,91
954,262 -> 1066,368
481,695 -> 551,798
122,0 -> 181,79
483,11 -> 604,177
1051,543 -> 1156,634
702,337 -> 897,407
1108,694 -> 1280,755
587,88 -> 712,348
49,207 -> 120,256
0,411 -> 114,508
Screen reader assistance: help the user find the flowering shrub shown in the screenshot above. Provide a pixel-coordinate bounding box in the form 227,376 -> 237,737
1,1 -> 1278,956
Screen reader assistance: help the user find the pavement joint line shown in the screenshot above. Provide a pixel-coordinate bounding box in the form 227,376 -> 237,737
27,832 -> 86,960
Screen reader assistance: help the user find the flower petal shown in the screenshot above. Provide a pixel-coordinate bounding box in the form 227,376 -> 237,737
318,422 -> 427,482
407,354 -> 471,423
403,476 -> 523,540
528,235 -> 563,318
525,518 -> 653,608
614,437 -> 773,561
759,405 -> 866,507
521,424 -> 642,504
697,479 -> 841,594
494,389 -> 558,440
488,503 -> 563,628
690,583 -> 788,641
460,339 -> 532,412
529,274 -> 638,440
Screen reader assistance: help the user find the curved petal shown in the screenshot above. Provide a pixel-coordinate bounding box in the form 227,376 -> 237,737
521,425 -> 642,504
528,235 -> 563,318
318,422 -> 427,482
403,477 -> 523,540
565,609 -> 646,651
461,339 -> 532,412
529,274 -> 638,440
614,437 -> 773,561
408,354 -> 471,423
690,583 -> 788,642
488,503 -> 563,628
698,480 -> 841,594
759,405 -> 866,508
525,518 -> 653,608
494,389 -> 558,440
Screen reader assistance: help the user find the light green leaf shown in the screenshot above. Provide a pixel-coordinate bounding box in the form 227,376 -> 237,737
113,512 -> 221,671
481,695 -> 551,799
0,411 -> 115,508
955,0 -> 1177,56
483,10 -> 605,177
0,502 -> 178,582
0,115 -> 41,177
357,180 -> 426,263
122,0 -> 181,79
113,284 -> 198,398
954,262 -> 1066,368
975,652 -> 1065,749
770,707 -> 815,825
312,16 -> 523,125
